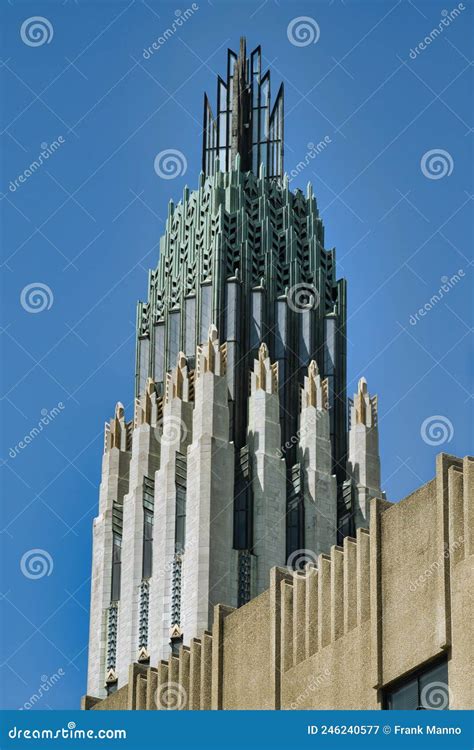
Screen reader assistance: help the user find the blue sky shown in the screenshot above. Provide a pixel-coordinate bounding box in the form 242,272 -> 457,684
0,0 -> 472,709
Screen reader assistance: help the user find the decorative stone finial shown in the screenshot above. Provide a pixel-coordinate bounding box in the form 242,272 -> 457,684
353,377 -> 377,427
196,325 -> 226,378
134,377 -> 157,427
302,360 -> 328,410
165,352 -> 192,403
251,342 -> 278,394
105,401 -> 132,452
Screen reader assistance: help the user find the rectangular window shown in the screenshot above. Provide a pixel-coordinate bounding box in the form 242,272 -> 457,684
111,534 -> 122,602
219,113 -> 227,148
233,484 -> 252,550
142,509 -> 154,579
138,337 -> 150,395
337,511 -> 355,546
175,485 -> 186,553
250,289 -> 263,350
153,324 -> 165,383
275,299 -> 287,358
384,657 -> 449,710
184,296 -> 196,362
286,499 -> 303,562
200,284 -> 212,343
225,282 -> 239,342
299,308 -> 311,365
324,316 -> 336,440
168,311 -> 180,371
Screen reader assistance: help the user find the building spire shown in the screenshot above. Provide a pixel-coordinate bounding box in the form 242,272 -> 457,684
202,37 -> 284,179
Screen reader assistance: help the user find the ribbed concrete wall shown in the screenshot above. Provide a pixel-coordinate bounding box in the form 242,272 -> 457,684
86,454 -> 473,711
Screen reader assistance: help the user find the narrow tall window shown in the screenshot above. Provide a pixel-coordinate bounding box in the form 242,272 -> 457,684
337,511 -> 355,546
199,284 -> 212,343
168,311 -> 180,371
286,467 -> 304,561
111,534 -> 122,602
234,445 -> 252,551
286,499 -> 303,562
175,485 -> 186,552
234,484 -> 252,550
142,509 -> 154,579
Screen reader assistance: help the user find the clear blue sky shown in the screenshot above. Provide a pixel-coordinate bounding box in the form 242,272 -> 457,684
0,0 -> 472,709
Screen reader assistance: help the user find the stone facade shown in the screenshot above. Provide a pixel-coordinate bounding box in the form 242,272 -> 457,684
83,454 -> 473,711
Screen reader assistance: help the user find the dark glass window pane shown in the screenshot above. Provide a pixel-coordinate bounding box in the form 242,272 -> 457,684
251,49 -> 260,76
225,282 -> 239,341
175,485 -> 186,552
154,324 -> 165,383
252,145 -> 258,172
250,291 -> 263,349
218,148 -> 226,170
252,81 -> 259,107
168,311 -> 180,371
286,503 -> 301,560
384,658 -> 448,710
299,308 -> 311,364
387,678 -> 418,710
228,53 -> 236,78
218,81 -> 227,113
275,300 -> 287,358
200,284 -> 212,342
219,114 -> 227,147
171,636 -> 183,656
252,108 -> 259,142
106,681 -> 118,696
337,512 -> 355,546
234,484 -> 250,549
419,660 -> 449,709
142,509 -> 154,579
111,534 -> 122,602
138,337 -> 150,394
184,296 -> 196,358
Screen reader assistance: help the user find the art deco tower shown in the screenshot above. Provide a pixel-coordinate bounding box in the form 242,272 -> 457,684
87,39 -> 382,698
